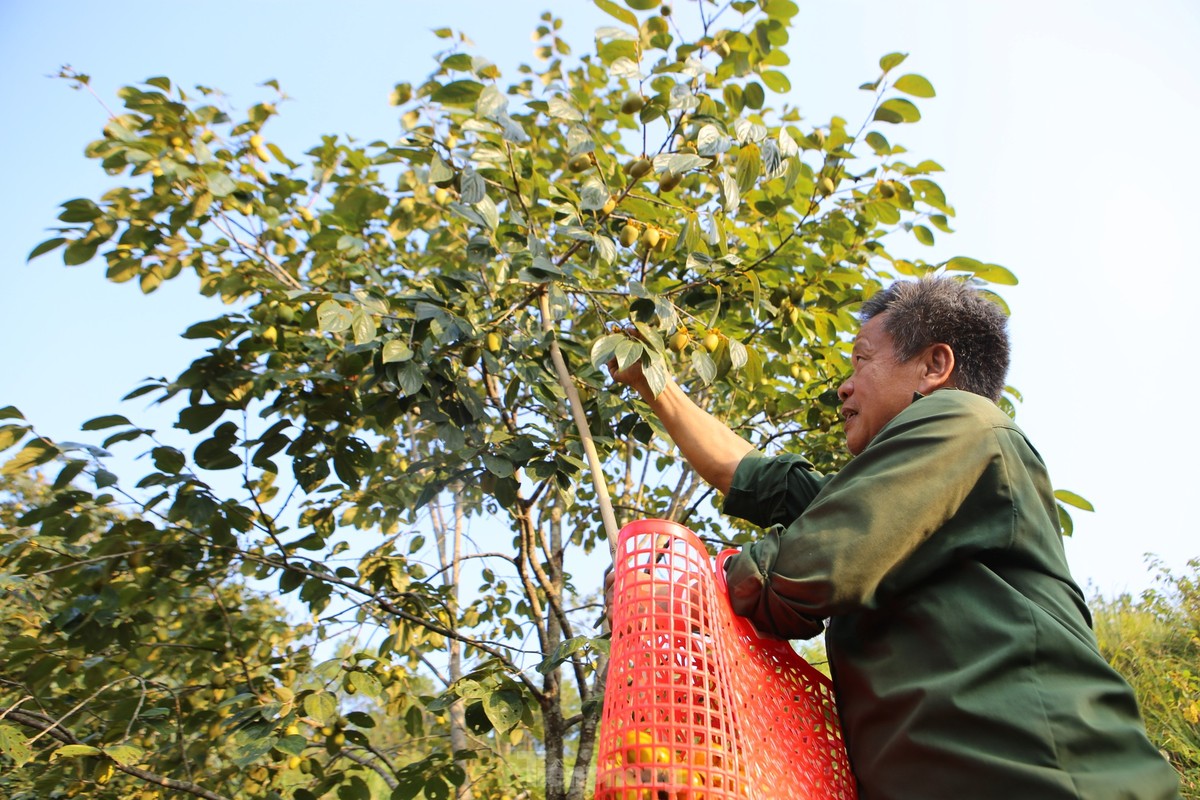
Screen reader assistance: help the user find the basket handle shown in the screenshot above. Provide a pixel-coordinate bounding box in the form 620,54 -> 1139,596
714,548 -> 739,594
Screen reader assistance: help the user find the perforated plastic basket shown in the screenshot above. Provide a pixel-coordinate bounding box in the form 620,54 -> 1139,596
595,519 -> 857,800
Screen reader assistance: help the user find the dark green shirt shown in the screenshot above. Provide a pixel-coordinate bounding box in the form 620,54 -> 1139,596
723,389 -> 1179,799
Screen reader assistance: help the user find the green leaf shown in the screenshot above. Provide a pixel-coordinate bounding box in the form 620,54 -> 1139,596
194,435 -> 242,471
351,308 -> 377,345
431,80 -> 485,107
873,97 -> 921,124
761,70 -> 791,94
0,723 -> 32,766
205,171 -> 237,197
3,438 -> 59,475
317,300 -> 354,334
0,406 -> 25,421
624,0 -> 658,9
50,744 -> 102,761
304,691 -> 338,725
912,224 -> 934,246
1057,504 -> 1074,537
590,333 -> 626,370
348,671 -> 382,698
82,414 -> 133,431
275,734 -> 307,756
972,263 -> 1018,286
103,744 -> 143,766
176,404 -> 224,434
692,350 -> 717,385
53,459 -> 87,489
879,52 -> 909,72
743,82 -> 765,110
893,73 -> 936,98
27,237 -> 67,261
483,688 -> 523,732
382,339 -> 413,363
0,425 -> 28,453
594,0 -> 638,27
1054,489 -> 1095,512
63,239 -> 99,266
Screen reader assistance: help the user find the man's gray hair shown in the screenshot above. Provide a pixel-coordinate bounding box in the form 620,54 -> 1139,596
859,277 -> 1010,402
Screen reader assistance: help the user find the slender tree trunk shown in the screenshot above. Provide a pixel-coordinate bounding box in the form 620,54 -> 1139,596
433,491 -> 473,800
541,504 -> 566,800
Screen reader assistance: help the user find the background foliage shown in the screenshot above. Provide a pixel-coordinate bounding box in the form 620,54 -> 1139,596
1092,560 -> 1200,798
0,1 -> 1139,798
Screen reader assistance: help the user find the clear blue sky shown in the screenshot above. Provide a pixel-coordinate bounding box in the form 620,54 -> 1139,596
3,0 -> 1198,596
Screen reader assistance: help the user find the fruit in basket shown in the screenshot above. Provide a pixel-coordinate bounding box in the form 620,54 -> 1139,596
620,729 -> 671,767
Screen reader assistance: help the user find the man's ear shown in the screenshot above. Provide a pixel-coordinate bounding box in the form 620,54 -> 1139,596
918,343 -> 956,393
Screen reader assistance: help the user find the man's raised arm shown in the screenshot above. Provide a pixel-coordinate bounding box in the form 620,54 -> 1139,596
609,361 -> 753,495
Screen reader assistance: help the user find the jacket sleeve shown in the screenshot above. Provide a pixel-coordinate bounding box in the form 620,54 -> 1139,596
723,451 -> 832,530
724,393 -> 1009,639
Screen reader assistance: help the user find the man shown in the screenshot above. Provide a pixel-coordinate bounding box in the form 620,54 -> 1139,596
610,277 -> 1179,799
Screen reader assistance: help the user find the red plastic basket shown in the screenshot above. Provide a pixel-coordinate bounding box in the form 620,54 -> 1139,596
595,519 -> 857,800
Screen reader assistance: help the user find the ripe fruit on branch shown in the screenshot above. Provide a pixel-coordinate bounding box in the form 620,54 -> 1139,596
658,171 -> 682,192
818,176 -> 836,197
568,154 -> 592,173
485,332 -> 503,353
702,331 -> 721,352
620,95 -> 645,115
641,228 -> 662,249
669,329 -> 689,353
628,158 -> 653,179
619,224 -> 640,248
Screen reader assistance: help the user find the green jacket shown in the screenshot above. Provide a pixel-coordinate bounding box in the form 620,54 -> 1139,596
723,389 -> 1179,799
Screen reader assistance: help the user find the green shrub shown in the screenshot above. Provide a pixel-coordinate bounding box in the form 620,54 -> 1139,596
1092,558 -> 1200,798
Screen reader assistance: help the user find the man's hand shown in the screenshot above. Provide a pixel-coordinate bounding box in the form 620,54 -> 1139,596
607,357 -> 654,401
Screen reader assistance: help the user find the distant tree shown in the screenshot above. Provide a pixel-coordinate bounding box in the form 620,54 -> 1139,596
2,1 -> 1078,798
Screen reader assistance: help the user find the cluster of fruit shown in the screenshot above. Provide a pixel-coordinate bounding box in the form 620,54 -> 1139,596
597,728 -> 750,800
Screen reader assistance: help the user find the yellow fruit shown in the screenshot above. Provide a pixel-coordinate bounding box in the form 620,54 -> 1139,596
669,329 -> 689,353
818,176 -> 836,196
345,681 -> 357,695
878,180 -> 896,198
658,171 -> 682,192
620,95 -> 645,115
285,724 -> 300,736
434,187 -> 450,205
702,331 -> 720,352
568,154 -> 592,173
93,761 -> 114,785
641,228 -> 661,249
601,197 -> 617,215
250,134 -> 271,161
790,364 -> 812,382
811,128 -> 827,147
628,158 -> 653,179
619,224 -> 640,248
485,331 -> 502,353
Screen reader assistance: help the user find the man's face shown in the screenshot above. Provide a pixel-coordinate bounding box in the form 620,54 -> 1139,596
838,313 -> 930,455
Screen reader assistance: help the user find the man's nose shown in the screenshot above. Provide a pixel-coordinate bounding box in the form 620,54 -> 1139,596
837,376 -> 852,402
